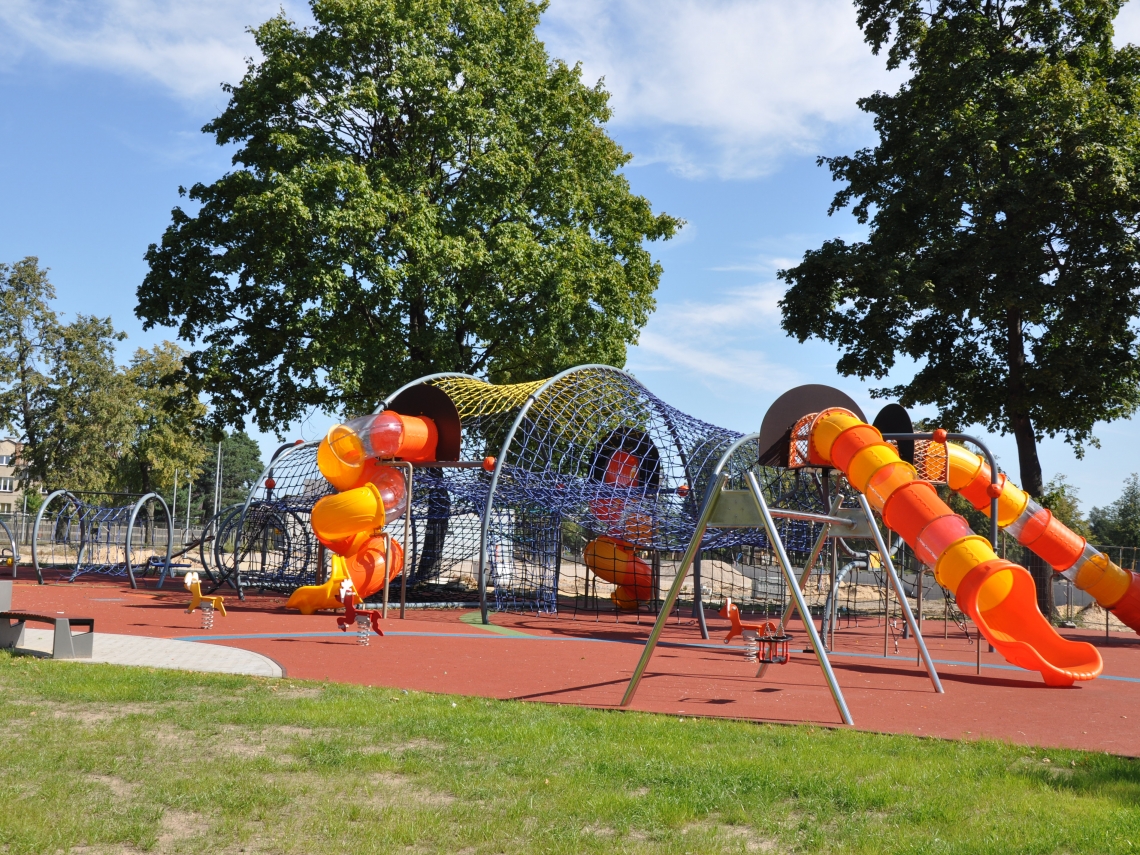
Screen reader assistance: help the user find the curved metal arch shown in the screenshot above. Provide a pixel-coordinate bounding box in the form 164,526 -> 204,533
375,372 -> 481,412
475,363 -> 690,623
0,517 -> 21,582
233,440 -> 318,597
126,493 -> 173,589
31,490 -> 82,583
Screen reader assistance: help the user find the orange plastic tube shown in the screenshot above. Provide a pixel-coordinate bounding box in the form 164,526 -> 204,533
809,409 -> 1101,685
584,536 -> 654,610
945,443 -> 1140,632
311,482 -> 387,542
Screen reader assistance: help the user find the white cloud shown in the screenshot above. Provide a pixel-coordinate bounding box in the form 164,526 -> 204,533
628,281 -> 799,392
541,0 -> 900,178
0,0 -> 311,101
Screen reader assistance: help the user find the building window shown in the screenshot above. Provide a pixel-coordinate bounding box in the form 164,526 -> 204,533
0,479 -> 13,493
0,456 -> 11,466
0,504 -> 11,514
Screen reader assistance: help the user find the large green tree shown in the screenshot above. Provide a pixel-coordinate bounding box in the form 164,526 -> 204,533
0,258 -> 209,497
778,0 -> 1140,613
138,0 -> 678,434
115,342 -> 210,497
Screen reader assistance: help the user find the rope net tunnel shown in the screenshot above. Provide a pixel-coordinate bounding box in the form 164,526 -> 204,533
31,490 -> 173,588
237,366 -> 830,616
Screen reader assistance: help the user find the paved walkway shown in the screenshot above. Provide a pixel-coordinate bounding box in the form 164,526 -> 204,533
14,629 -> 283,678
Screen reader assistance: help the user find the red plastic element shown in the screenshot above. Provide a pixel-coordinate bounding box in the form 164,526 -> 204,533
1109,571 -> 1140,634
294,439 -> 304,445
677,484 -> 690,497
336,588 -> 384,637
987,482 -> 1004,499
913,514 -> 974,567
604,451 -> 640,487
396,414 -> 438,462
829,424 -> 884,473
955,560 -> 1102,686
482,456 -> 496,472
1017,506 -> 1053,545
264,478 -> 276,490
932,428 -> 948,444
881,481 -> 945,543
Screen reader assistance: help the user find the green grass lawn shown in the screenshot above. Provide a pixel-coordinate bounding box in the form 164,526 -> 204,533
1,652 -> 1139,854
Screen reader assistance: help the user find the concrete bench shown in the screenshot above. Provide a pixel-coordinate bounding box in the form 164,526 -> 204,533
0,580 -> 94,660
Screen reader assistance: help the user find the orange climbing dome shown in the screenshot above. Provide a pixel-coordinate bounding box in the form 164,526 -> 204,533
809,407 -> 1101,686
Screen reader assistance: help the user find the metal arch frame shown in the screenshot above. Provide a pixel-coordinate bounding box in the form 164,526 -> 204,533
230,440 -> 319,598
375,372 -> 481,412
0,517 -> 21,582
31,490 -> 82,583
474,363 -> 698,625
127,493 -> 174,589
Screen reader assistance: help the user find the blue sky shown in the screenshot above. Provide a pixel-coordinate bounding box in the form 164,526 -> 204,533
2,0 -> 1140,511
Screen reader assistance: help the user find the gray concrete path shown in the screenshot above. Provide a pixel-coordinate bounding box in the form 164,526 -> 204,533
13,629 -> 283,678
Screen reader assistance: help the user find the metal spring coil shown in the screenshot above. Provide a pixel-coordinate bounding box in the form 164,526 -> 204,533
201,602 -> 214,630
744,635 -> 759,662
356,614 -> 371,646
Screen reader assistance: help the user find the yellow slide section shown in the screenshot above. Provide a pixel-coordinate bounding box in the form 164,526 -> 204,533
808,408 -> 1102,686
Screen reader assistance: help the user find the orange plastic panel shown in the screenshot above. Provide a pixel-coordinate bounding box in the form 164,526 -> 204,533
1016,506 -> 1054,547
830,424 -> 883,473
956,560 -> 1102,685
958,467 -> 1000,510
311,482 -> 386,541
808,408 -> 860,466
846,443 -> 899,493
1032,515 -> 1086,572
345,536 -> 405,599
914,515 -> 975,567
946,443 -> 984,491
881,481 -> 946,543
584,536 -> 653,607
317,431 -> 365,491
934,535 -> 997,591
865,460 -> 917,512
316,530 -> 371,557
396,414 -> 438,462
1078,553 -> 1131,606
1108,571 -> 1140,632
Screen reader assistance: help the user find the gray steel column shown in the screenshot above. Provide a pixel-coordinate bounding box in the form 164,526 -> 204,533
856,494 -> 943,693
747,472 -> 853,725
620,471 -> 727,707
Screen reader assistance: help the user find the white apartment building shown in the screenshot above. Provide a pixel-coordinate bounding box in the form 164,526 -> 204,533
0,438 -> 22,514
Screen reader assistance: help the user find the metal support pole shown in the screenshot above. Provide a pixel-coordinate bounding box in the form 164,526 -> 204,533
748,472 -> 853,725
381,532 -> 392,619
857,494 -> 943,693
757,492 -> 843,679
692,554 -> 709,640
620,473 -> 726,707
398,462 -> 413,620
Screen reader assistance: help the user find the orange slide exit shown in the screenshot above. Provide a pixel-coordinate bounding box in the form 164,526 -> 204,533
809,408 -> 1102,686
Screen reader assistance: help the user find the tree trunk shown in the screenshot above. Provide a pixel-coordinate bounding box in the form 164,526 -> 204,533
1006,307 -> 1055,619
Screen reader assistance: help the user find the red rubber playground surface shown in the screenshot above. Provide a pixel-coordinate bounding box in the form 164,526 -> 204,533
10,573 -> 1140,756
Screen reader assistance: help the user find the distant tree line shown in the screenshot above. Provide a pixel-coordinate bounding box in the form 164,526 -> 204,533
0,258 -> 263,516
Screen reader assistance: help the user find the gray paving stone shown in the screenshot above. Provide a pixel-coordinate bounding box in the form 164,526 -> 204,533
13,629 -> 283,678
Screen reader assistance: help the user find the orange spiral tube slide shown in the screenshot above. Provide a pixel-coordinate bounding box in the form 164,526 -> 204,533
810,408 -> 1101,686
584,536 -> 654,611
944,443 -> 1140,634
